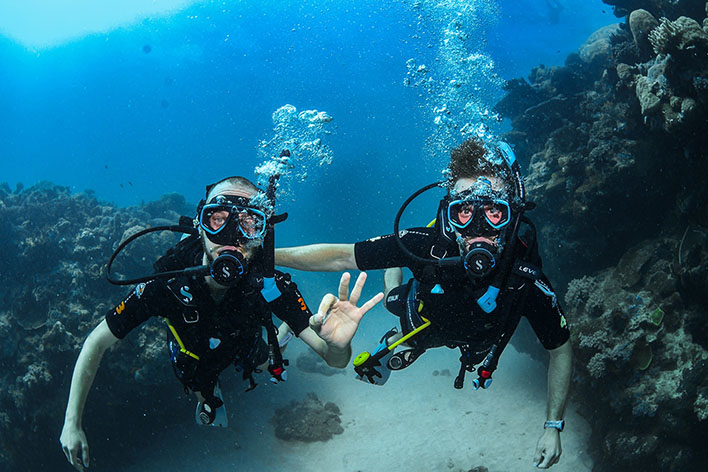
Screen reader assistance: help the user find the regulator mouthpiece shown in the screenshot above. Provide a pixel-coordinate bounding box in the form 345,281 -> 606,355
463,241 -> 497,279
210,250 -> 246,286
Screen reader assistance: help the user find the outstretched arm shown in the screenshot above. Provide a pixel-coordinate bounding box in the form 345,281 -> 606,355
534,339 -> 573,469
60,320 -> 119,471
275,244 -> 357,272
299,272 -> 383,368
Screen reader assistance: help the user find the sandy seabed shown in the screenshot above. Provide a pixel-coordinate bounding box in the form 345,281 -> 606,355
118,304 -> 593,472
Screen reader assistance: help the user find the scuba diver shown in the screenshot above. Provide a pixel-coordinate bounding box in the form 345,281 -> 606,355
274,138 -> 572,469
60,175 -> 383,471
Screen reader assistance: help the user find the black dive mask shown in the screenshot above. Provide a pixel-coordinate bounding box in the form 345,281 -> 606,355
198,195 -> 267,245
447,195 -> 511,237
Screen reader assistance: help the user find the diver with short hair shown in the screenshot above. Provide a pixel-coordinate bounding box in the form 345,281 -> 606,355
275,138 -> 572,469
60,175 -> 383,471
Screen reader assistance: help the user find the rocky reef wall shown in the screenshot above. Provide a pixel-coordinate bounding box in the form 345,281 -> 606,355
496,1 -> 708,470
0,182 -> 193,470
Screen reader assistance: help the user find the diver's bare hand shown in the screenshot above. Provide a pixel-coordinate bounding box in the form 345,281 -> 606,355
534,428 -> 562,468
60,423 -> 90,470
310,272 -> 383,349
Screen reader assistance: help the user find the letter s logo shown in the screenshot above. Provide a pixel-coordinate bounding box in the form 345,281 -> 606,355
180,286 -> 193,304
221,266 -> 231,277
475,259 -> 484,271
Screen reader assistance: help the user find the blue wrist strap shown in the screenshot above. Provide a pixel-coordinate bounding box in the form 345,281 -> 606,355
544,420 -> 564,432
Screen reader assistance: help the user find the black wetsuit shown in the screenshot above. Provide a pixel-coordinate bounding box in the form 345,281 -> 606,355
105,266 -> 311,396
354,226 -> 569,353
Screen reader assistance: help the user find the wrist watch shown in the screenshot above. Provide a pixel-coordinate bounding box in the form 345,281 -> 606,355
544,420 -> 565,432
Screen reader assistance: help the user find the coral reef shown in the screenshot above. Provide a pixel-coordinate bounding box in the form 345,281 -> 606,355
495,1 -> 708,470
272,392 -> 344,442
629,9 -> 660,59
0,182 -> 193,470
495,2 -> 708,289
566,237 -> 708,469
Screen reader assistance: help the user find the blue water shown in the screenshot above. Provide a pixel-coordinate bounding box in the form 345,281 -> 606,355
1,1 -> 615,234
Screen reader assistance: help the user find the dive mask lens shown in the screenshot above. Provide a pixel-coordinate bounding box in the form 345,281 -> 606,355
235,207 -> 267,239
201,205 -> 231,233
199,199 -> 267,242
447,198 -> 511,230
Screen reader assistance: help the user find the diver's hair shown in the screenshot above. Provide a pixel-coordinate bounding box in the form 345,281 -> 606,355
449,138 -> 514,195
205,176 -> 259,200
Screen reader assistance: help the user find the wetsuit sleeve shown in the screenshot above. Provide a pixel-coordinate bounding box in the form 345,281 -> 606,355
354,228 -> 434,270
268,271 -> 312,335
104,280 -> 161,339
523,276 -> 570,350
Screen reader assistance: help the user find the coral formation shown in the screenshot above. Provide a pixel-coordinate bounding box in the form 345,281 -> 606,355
0,183 -> 193,470
568,237 -> 707,415
496,1 -> 708,469
495,2 -> 708,289
272,392 -> 344,442
629,9 -> 660,59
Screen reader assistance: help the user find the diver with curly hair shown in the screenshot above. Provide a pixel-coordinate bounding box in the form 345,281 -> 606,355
275,138 -> 572,469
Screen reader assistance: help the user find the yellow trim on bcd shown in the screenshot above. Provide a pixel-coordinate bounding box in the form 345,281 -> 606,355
387,316 -> 430,351
166,320 -> 200,360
